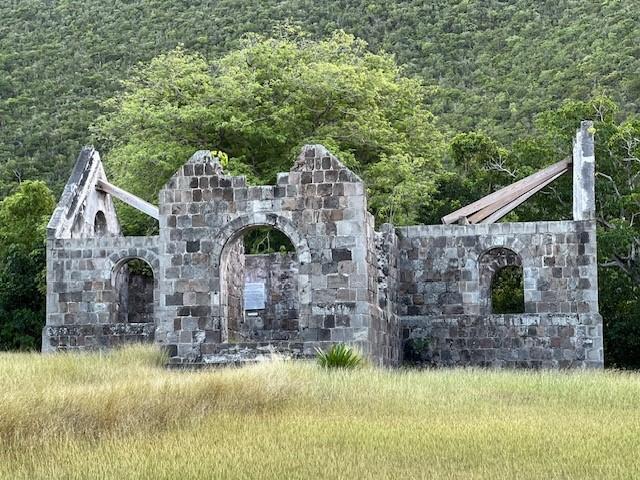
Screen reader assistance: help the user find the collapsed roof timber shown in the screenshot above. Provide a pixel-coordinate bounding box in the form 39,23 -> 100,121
44,122 -> 602,368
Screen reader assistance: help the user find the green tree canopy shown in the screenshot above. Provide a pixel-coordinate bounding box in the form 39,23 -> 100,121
0,181 -> 54,350
93,32 -> 445,230
0,181 -> 54,257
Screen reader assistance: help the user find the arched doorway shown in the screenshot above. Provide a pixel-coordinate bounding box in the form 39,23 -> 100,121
219,225 -> 301,343
112,258 -> 155,324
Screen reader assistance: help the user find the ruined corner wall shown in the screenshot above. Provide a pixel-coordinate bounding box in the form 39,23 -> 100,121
396,220 -> 602,368
43,146 -> 160,352
223,236 -> 245,342
371,222 -> 402,365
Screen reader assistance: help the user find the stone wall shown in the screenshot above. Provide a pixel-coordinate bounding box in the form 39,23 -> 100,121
242,252 -> 299,340
43,235 -> 159,351
371,223 -> 402,364
223,236 -> 245,341
155,146 -> 391,365
403,314 -> 602,368
44,126 -> 603,368
395,220 -> 602,367
396,220 -> 598,317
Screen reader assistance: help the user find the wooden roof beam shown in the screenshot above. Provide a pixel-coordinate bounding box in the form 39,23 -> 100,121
441,157 -> 571,224
479,169 -> 568,224
467,158 -> 571,224
95,179 -> 159,220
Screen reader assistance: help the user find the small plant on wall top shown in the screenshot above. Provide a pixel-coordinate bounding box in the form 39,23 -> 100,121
316,344 -> 363,369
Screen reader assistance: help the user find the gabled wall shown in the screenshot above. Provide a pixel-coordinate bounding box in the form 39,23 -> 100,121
44,147 -> 158,352
154,146 -> 395,365
47,147 -> 120,239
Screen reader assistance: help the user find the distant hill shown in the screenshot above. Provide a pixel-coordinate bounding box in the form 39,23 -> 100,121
1,0 -> 638,195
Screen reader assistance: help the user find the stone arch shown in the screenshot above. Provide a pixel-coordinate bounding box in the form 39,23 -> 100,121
103,248 -> 160,327
212,213 -> 311,342
478,247 -> 523,314
211,213 -> 311,266
478,236 -> 527,259
105,248 -> 160,284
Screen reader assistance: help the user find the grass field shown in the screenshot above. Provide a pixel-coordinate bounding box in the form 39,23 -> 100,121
1,346 -> 639,479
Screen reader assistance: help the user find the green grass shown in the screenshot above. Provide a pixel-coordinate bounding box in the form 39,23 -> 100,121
1,346 -> 639,479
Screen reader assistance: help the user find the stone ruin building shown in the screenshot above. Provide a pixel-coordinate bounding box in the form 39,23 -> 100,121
44,122 -> 602,368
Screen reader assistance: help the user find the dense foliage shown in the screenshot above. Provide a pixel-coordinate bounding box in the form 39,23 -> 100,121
0,182 -> 54,350
94,34 -> 444,231
1,0 -> 638,197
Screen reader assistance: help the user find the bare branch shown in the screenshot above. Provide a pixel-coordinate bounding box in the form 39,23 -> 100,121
596,171 -> 622,199
485,156 -> 517,178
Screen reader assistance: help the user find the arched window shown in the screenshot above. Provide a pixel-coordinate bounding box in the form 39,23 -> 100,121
491,265 -> 524,314
113,258 -> 155,324
94,211 -> 107,236
479,247 -> 524,314
220,225 -> 299,342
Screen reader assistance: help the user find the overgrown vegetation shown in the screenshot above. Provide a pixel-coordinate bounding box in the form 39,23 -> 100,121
93,34 -> 444,232
1,346 -> 640,479
0,181 -> 54,350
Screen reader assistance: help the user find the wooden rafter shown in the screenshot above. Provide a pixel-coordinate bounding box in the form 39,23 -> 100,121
95,179 -> 159,220
442,157 -> 572,225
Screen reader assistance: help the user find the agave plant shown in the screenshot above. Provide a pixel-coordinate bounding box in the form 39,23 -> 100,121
316,343 -> 363,369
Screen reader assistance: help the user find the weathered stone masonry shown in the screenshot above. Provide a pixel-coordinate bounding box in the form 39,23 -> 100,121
44,122 -> 602,367
398,220 -> 600,367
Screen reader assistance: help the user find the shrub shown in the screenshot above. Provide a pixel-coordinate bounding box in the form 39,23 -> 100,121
316,343 -> 362,369
403,338 -> 430,365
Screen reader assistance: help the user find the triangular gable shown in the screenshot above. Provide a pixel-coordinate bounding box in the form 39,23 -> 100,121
47,147 -> 121,239
291,144 -> 363,183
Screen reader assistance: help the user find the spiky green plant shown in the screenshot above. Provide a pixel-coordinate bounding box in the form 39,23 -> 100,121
316,343 -> 363,369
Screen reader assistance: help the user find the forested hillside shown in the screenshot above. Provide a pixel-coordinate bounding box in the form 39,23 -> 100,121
1,0 -> 638,196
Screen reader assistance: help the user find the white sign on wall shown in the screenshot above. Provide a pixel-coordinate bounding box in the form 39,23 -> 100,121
244,282 -> 266,310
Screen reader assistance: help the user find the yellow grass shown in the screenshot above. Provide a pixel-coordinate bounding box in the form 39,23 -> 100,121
1,345 -> 639,479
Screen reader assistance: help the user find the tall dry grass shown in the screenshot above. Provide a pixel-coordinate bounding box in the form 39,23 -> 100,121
1,345 -> 639,479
